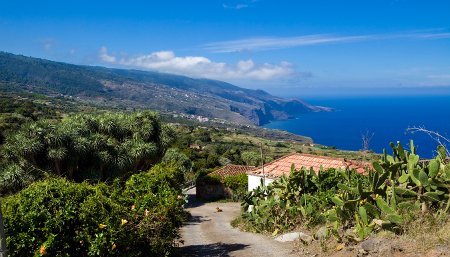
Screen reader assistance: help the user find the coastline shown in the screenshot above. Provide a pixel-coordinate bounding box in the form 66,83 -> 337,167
263,95 -> 450,158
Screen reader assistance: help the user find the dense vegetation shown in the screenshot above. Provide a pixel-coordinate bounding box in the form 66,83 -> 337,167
239,141 -> 450,242
171,127 -> 269,178
2,163 -> 186,257
0,94 -> 58,146
0,92 -> 115,148
0,111 -> 174,194
0,110 -> 187,256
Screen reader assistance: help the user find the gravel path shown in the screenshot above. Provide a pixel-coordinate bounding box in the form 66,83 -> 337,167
177,188 -> 296,257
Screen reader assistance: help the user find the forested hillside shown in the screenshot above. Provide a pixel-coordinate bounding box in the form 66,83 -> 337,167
0,51 -> 330,125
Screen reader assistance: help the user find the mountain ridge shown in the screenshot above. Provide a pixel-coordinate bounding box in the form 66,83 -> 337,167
0,51 -> 330,125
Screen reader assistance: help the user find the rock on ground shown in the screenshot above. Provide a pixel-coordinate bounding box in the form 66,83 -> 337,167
275,232 -> 313,243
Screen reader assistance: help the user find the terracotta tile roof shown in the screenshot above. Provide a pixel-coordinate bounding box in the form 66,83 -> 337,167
248,153 -> 370,179
211,164 -> 255,178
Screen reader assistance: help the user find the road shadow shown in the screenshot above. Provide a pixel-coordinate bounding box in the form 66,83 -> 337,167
175,242 -> 249,257
185,215 -> 211,225
185,192 -> 206,208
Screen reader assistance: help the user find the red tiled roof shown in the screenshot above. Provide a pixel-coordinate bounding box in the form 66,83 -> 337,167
211,164 -> 255,178
248,153 -> 370,178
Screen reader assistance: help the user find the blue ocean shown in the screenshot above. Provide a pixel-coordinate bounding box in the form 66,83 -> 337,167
264,95 -> 450,158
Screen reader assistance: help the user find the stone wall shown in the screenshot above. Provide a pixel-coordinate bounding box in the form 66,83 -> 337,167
196,181 -> 233,199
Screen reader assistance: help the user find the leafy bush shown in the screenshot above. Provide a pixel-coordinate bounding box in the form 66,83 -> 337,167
241,151 -> 260,166
2,163 -> 185,257
196,172 -> 248,201
197,174 -> 222,185
223,173 -> 248,191
0,111 -> 175,193
161,148 -> 192,174
224,173 -> 248,200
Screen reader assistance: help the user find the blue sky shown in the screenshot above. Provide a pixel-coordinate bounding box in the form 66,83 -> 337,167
1,0 -> 450,96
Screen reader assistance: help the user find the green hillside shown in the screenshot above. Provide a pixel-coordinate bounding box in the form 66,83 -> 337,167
0,51 -> 330,125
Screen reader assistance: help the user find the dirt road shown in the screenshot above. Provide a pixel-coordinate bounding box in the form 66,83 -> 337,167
177,189 -> 295,257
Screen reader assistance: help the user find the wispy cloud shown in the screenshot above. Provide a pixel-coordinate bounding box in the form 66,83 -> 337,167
39,38 -> 56,51
223,3 -> 248,9
428,74 -> 450,79
99,47 -> 293,80
204,30 -> 450,53
222,0 -> 259,10
204,35 -> 371,53
427,74 -> 450,82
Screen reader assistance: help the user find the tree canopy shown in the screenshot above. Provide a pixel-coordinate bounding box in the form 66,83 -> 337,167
0,111 -> 175,194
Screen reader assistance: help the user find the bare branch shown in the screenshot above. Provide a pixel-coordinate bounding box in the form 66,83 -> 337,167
361,131 -> 374,151
407,126 -> 450,156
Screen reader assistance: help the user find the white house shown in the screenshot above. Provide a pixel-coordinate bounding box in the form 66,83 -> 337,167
247,174 -> 274,192
247,153 -> 368,191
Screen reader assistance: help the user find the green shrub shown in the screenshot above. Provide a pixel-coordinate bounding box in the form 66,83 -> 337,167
241,151 -> 260,166
197,174 -> 222,185
223,174 -> 248,201
274,142 -> 287,148
161,148 -> 192,174
223,173 -> 248,191
224,173 -> 248,200
2,163 -> 185,257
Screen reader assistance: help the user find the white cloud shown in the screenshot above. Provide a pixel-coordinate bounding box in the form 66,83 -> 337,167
204,30 -> 450,53
99,48 -> 293,81
99,46 -> 116,62
237,60 -> 254,71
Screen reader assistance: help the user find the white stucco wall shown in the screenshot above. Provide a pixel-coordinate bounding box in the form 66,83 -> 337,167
248,175 -> 274,191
